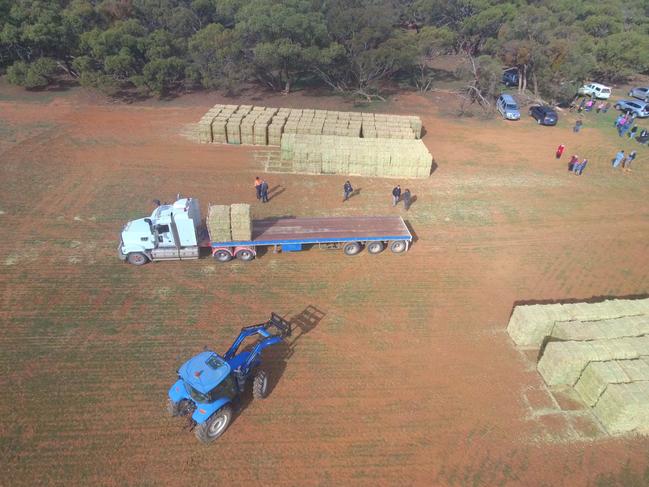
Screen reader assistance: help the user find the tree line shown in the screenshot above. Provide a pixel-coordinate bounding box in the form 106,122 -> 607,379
1,0 -> 648,103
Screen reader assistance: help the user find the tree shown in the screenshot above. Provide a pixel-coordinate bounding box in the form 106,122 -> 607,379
137,56 -> 185,96
6,57 -> 58,88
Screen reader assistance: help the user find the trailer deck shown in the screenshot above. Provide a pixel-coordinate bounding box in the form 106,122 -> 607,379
210,216 -> 412,247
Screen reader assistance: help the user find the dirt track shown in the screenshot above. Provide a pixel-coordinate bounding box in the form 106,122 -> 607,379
1,83 -> 649,486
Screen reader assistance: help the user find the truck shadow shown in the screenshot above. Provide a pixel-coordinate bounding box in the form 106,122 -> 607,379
234,306 -> 326,418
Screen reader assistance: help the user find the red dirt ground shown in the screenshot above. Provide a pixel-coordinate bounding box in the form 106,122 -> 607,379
1,81 -> 649,486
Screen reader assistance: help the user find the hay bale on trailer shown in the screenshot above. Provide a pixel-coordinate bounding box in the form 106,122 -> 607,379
207,205 -> 231,242
230,203 -> 252,241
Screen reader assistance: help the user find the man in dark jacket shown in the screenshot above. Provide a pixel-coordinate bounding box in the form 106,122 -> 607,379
392,185 -> 401,206
343,180 -> 353,202
260,180 -> 269,203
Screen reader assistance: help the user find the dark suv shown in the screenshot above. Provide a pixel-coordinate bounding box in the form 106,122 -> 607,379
529,105 -> 558,126
502,69 -> 519,87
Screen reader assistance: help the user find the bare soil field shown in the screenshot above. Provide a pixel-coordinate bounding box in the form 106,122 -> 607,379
1,80 -> 649,486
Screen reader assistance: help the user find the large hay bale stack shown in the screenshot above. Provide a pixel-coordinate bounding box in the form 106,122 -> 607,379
240,114 -> 257,145
207,205 -> 231,242
254,117 -> 270,145
230,203 -> 252,241
226,117 -> 243,144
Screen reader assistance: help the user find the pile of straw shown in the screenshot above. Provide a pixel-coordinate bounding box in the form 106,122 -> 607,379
230,203 -> 252,241
280,134 -> 432,178
206,205 -> 231,242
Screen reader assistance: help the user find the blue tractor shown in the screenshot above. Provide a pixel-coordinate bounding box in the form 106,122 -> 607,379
167,313 -> 291,443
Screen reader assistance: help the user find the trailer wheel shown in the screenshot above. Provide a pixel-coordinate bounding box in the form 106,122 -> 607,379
235,249 -> 255,262
343,242 -> 362,256
213,250 -> 233,262
367,241 -> 384,254
194,406 -> 232,444
127,252 -> 149,265
253,370 -> 269,399
389,240 -> 407,253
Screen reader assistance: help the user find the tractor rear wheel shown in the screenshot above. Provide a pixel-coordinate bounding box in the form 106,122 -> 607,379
127,252 -> 149,265
253,370 -> 269,399
194,406 -> 232,444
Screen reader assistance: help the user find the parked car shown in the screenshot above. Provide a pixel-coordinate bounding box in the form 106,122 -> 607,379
496,94 -> 521,120
502,68 -> 519,87
578,83 -> 612,99
628,87 -> 649,102
614,100 -> 649,118
529,105 -> 558,126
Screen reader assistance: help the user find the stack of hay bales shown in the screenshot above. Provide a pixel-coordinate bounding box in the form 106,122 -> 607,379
268,108 -> 289,146
280,134 -> 432,178
207,205 -> 231,242
240,112 -> 257,145
210,104 -> 238,143
506,298 -> 649,436
197,105 -> 223,143
230,203 -> 252,241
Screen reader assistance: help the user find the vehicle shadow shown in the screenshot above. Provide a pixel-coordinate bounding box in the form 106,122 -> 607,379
234,306 -> 326,415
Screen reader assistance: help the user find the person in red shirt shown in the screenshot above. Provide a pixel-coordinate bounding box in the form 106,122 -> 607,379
254,176 -> 262,200
568,154 -> 578,172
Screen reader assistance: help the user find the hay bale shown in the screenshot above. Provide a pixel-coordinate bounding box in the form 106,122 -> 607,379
593,381 -> 649,434
226,118 -> 242,144
230,203 -> 252,241
538,338 -> 642,387
506,303 -> 568,348
574,361 -> 631,406
207,205 -> 231,242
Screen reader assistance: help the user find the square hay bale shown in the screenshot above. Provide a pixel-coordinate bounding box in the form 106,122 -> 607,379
506,303 -> 569,348
574,361 -> 631,407
537,341 -> 597,386
226,119 -> 242,144
230,203 -> 252,241
593,382 -> 649,434
207,205 -> 231,242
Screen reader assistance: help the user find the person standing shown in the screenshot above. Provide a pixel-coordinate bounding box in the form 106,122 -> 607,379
392,185 -> 401,206
628,126 -> 638,139
568,154 -> 579,172
260,179 -> 269,203
402,189 -> 411,210
343,180 -> 353,202
254,176 -> 262,200
575,158 -> 588,176
612,150 -> 625,168
573,119 -> 583,133
556,144 -> 566,158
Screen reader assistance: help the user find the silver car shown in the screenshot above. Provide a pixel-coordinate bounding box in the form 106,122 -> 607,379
614,100 -> 649,118
628,87 -> 649,102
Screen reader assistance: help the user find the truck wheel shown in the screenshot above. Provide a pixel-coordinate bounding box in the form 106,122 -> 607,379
367,241 -> 384,254
389,241 -> 407,253
194,406 -> 232,444
213,250 -> 232,262
343,242 -> 362,256
235,249 -> 255,261
127,252 -> 149,265
253,370 -> 269,399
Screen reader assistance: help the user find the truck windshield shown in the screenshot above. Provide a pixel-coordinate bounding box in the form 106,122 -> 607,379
506,104 -> 518,110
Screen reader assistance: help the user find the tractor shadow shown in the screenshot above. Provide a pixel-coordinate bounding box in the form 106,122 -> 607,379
234,305 -> 326,417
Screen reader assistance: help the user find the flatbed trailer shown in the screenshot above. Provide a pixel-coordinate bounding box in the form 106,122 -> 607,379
118,198 -> 412,265
210,216 -> 412,261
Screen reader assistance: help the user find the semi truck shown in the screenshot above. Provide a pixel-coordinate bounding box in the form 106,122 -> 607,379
118,197 -> 412,265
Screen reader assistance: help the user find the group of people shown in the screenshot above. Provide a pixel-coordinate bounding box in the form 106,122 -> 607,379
615,113 -> 649,144
556,145 -> 588,175
254,176 -> 270,203
570,97 -> 611,114
612,150 -> 637,172
391,185 -> 412,209
255,177 -> 414,209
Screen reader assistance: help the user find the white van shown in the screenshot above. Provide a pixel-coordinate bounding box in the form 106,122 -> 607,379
578,83 -> 612,99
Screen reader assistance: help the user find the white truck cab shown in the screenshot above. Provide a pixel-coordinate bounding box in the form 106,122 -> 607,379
119,198 -> 202,265
578,83 -> 612,99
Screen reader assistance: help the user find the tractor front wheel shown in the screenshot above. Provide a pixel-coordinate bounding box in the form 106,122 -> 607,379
253,370 -> 269,399
194,406 -> 232,444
